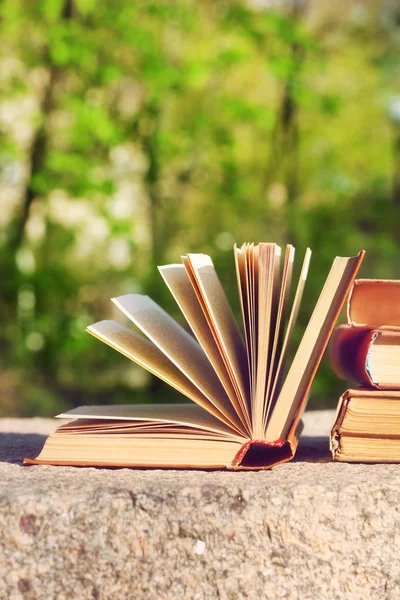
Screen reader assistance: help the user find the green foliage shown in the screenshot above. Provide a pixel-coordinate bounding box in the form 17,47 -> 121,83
1,1 -> 400,416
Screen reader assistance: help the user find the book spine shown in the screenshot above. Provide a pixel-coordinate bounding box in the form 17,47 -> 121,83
229,439 -> 293,470
330,326 -> 376,388
330,390 -> 350,460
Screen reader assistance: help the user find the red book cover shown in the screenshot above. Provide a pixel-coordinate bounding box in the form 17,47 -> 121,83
331,325 -> 400,389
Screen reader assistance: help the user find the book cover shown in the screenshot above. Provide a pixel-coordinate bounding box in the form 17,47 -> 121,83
331,325 -> 400,389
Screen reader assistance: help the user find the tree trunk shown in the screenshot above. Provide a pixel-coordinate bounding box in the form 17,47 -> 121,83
6,0 -> 74,253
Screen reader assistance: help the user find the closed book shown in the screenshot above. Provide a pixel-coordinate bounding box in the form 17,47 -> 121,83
331,388 -> 400,463
331,325 -> 400,389
348,279 -> 400,328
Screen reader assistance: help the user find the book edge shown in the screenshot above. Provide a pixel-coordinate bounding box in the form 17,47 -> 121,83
23,424 -> 302,470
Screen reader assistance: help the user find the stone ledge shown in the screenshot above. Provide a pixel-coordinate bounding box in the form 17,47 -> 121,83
1,411 -> 399,600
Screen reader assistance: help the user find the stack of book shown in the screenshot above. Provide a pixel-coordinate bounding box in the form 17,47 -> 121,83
330,279 -> 400,463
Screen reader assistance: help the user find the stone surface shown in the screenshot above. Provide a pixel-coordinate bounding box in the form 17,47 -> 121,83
1,411 -> 399,600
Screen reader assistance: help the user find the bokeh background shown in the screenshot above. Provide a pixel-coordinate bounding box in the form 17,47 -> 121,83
1,0 -> 400,417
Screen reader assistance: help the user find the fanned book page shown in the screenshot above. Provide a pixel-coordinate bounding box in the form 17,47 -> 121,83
25,244 -> 365,470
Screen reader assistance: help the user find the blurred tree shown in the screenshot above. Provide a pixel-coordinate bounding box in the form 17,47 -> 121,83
0,0 -> 400,415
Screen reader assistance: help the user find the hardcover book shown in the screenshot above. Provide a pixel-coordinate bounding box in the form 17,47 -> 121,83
25,244 -> 364,470
331,325 -> 400,389
347,279 -> 400,328
331,388 -> 400,462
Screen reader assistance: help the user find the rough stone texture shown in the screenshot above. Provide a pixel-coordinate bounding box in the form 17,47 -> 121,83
1,411 -> 399,600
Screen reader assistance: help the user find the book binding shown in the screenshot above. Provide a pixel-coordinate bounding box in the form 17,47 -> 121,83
331,326 -> 377,387
230,419 -> 302,470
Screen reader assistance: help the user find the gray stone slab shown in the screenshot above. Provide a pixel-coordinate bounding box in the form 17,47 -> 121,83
0,411 -> 399,600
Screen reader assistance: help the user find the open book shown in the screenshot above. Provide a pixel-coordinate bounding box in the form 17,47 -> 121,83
25,244 -> 364,470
